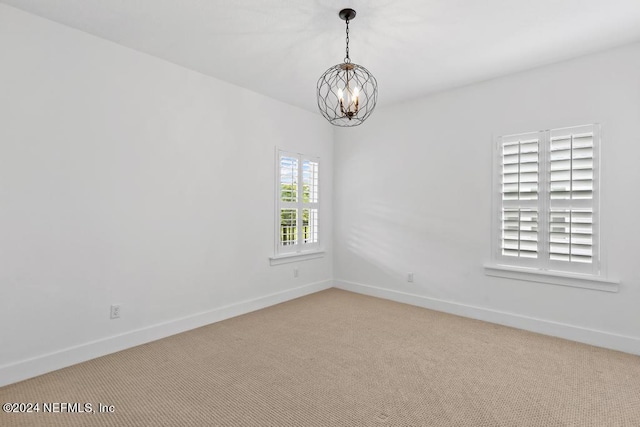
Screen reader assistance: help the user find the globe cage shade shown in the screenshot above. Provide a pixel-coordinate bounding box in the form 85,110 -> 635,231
317,62 -> 378,127
316,8 -> 378,127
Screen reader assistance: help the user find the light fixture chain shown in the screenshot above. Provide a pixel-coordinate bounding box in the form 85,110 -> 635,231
344,19 -> 350,63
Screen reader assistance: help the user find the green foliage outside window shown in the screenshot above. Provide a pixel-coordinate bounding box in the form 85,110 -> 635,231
280,183 -> 312,244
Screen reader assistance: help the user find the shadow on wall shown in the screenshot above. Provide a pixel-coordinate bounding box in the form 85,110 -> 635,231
342,197 -> 485,296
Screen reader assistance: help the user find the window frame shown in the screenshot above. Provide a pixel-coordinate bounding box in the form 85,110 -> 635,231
488,124 -> 612,287
272,149 -> 322,263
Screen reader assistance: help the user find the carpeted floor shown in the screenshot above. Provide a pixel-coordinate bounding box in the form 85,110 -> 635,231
1,288 -> 639,426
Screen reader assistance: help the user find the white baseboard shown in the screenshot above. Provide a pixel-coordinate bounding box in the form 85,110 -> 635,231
334,279 -> 640,356
0,280 -> 332,387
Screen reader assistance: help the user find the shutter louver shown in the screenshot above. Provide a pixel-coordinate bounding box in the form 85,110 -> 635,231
280,209 -> 297,246
280,156 -> 298,203
500,134 -> 539,260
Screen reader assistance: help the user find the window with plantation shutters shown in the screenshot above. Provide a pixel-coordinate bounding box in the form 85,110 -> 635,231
275,150 -> 320,256
493,124 -> 600,276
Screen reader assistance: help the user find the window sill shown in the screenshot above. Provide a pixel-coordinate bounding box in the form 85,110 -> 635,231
484,264 -> 620,293
270,251 -> 325,266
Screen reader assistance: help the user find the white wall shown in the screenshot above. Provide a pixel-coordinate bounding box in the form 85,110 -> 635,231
0,4 -> 333,386
334,43 -> 640,354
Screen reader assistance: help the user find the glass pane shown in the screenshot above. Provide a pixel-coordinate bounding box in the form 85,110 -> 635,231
280,156 -> 298,202
302,208 -> 318,244
302,160 -> 319,203
280,209 -> 297,246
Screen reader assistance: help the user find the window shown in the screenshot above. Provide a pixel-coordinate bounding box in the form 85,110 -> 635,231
492,124 -> 600,276
274,150 -> 320,257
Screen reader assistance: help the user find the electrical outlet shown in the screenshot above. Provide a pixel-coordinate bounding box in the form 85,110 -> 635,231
407,273 -> 414,283
110,304 -> 121,319
293,267 -> 299,278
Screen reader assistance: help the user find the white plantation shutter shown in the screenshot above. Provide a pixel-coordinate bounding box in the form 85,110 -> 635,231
276,151 -> 320,255
499,132 -> 540,264
547,125 -> 598,273
495,124 -> 599,275
302,159 -> 319,245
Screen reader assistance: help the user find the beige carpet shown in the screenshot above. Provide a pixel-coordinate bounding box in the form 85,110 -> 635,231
1,289 -> 639,426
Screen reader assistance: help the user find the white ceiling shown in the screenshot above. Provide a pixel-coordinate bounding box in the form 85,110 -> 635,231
3,0 -> 640,113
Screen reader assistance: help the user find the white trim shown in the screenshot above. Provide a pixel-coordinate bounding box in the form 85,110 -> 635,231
484,263 -> 619,292
0,280 -> 332,387
333,279 -> 639,356
269,250 -> 325,265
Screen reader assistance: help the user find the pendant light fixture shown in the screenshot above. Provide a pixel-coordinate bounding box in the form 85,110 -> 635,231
317,8 -> 378,127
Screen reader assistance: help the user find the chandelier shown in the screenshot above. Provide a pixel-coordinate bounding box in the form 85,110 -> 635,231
317,8 -> 378,127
